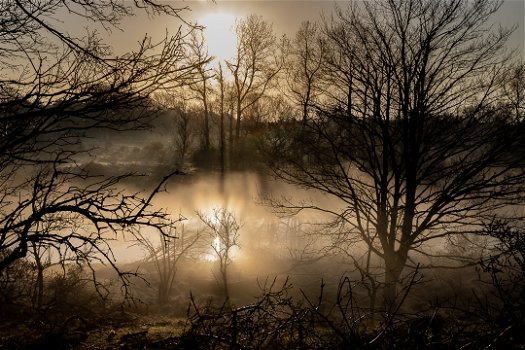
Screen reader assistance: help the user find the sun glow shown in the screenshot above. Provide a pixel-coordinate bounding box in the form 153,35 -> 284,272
204,235 -> 224,262
198,12 -> 237,62
213,235 -> 222,252
199,207 -> 242,262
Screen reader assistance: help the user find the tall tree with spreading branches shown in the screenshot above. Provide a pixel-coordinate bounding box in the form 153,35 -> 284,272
187,28 -> 215,150
266,0 -> 525,306
226,14 -> 284,141
284,20 -> 327,125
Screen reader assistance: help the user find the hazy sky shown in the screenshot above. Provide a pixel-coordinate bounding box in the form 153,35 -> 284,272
100,1 -> 523,59
104,1 -> 337,56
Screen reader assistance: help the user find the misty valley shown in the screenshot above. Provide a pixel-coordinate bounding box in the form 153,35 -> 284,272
1,0 -> 525,349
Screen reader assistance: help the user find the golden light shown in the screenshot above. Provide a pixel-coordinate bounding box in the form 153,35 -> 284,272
199,207 -> 242,262
204,235 -> 224,262
213,235 -> 222,252
198,12 -> 237,61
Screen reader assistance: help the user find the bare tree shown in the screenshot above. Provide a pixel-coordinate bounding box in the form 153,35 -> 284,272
501,62 -> 525,122
135,220 -> 200,306
226,14 -> 284,141
30,240 -> 50,309
154,90 -> 197,167
187,29 -> 215,150
216,63 -> 227,177
0,0 -> 201,282
198,208 -> 241,307
212,64 -> 237,173
266,0 -> 523,306
28,219 -> 69,309
264,94 -> 296,125
285,20 -> 327,124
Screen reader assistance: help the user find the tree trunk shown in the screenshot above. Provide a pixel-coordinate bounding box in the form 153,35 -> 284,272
158,285 -> 168,306
229,102 -> 234,165
203,99 -> 210,150
383,261 -> 402,309
34,264 -> 44,309
221,264 -> 230,308
235,96 -> 241,141
220,94 -> 225,193
383,249 -> 408,310
218,65 -> 226,185
31,243 -> 44,309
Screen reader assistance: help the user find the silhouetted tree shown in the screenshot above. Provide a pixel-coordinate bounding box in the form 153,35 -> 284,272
501,62 -> 525,122
226,14 -> 284,141
266,0 -> 524,306
0,0 -> 201,283
284,20 -> 327,124
187,28 -> 215,150
198,208 -> 241,307
135,221 -> 200,306
216,63 -> 227,177
154,90 -> 197,166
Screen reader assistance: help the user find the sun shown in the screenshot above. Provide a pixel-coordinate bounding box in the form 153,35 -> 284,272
198,12 -> 237,62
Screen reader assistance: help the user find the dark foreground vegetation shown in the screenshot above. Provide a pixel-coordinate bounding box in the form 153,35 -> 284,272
1,236 -> 525,350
